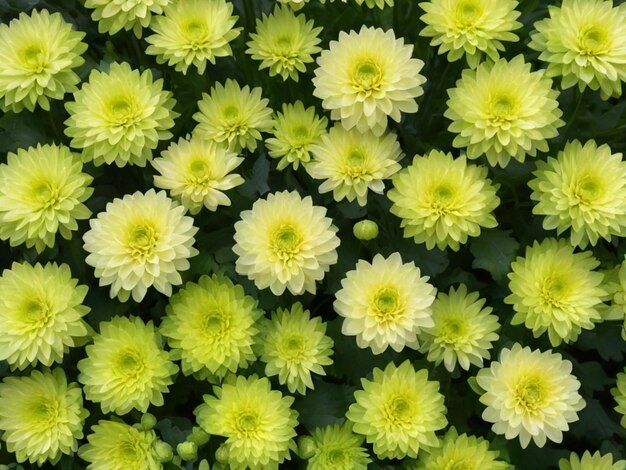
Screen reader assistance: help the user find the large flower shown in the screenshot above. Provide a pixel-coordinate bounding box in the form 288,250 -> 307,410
299,422 -> 371,470
313,26 -> 426,136
475,343 -> 586,448
233,190 -> 340,295
445,55 -> 564,167
612,369 -> 626,428
388,150 -> 500,250
559,451 -> 626,470
84,0 -> 169,37
0,143 -> 92,252
83,189 -> 198,302
0,9 -> 87,112
65,62 -> 178,167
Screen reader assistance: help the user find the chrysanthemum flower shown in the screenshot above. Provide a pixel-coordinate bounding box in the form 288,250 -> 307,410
529,0 -> 626,100
83,189 -> 198,302
78,316 -> 178,415
313,26 -> 426,136
193,79 -> 274,152
300,422 -> 371,470
559,450 -> 626,470
388,150 -> 500,250
419,0 -> 522,69
334,253 -> 436,354
612,369 -> 626,428
0,143 -> 92,252
260,303 -> 333,395
195,375 -> 299,470
445,55 -> 564,167
160,274 -> 263,379
307,124 -> 403,206
233,190 -> 340,296
246,6 -> 322,82
65,62 -> 178,167
265,101 -> 328,170
145,0 -> 240,75
505,238 -> 606,346
152,135 -> 244,214
346,360 -> 447,459
0,9 -> 87,112
419,284 -> 500,372
0,262 -> 89,370
84,0 -> 168,37
529,140 -> 626,248
0,369 -> 88,466
475,343 -> 585,448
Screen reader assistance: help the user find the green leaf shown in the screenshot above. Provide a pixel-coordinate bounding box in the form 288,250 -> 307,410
470,229 -> 520,282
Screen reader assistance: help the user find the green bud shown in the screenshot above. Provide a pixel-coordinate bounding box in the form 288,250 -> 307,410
153,441 -> 174,462
215,444 -> 230,464
353,220 -> 379,241
298,436 -> 317,459
188,426 -> 210,446
177,441 -> 198,461
198,459 -> 211,470
140,412 -> 157,430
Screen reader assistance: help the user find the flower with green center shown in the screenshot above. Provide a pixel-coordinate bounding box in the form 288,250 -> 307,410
83,189 -> 198,302
65,62 -> 178,167
0,262 -> 89,371
195,375 -> 299,470
612,369 -> 626,428
193,79 -> 274,152
260,303 -> 334,395
0,143 -> 93,253
559,450 -> 626,470
529,0 -> 626,100
246,6 -> 322,82
0,9 -> 87,112
78,316 -> 178,415
346,360 -> 447,459
505,238 -> 606,346
152,135 -> 245,215
233,190 -> 340,296
0,369 -> 88,466
445,55 -> 564,167
529,140 -> 626,248
84,0 -> 169,37
419,284 -> 500,372
475,343 -> 585,448
300,422 -> 371,469
388,150 -> 500,251
307,124 -> 403,206
313,25 -> 426,136
160,274 -> 263,380
146,0 -> 241,75
419,0 -> 522,69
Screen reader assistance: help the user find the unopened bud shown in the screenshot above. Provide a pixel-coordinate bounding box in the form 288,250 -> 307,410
298,436 -> 317,459
353,220 -> 379,241
177,441 -> 198,461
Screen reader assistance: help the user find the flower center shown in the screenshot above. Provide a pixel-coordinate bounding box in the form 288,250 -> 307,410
574,176 -> 602,203
579,26 -> 608,55
276,35 -> 294,54
203,310 -> 227,335
271,224 -> 302,260
352,60 -> 382,92
451,460 -> 475,470
31,398 -> 60,428
372,287 -> 403,323
455,0 -> 482,28
33,181 -> 60,208
120,438 -> 145,461
128,223 -> 159,260
292,125 -> 309,139
515,376 -> 546,412
280,334 -> 307,360
383,394 -> 415,425
491,95 -> 516,119
223,105 -> 240,120
108,97 -> 138,126
326,448 -> 346,465
430,184 -> 456,214
115,348 -> 145,376
540,275 -> 569,309
344,148 -> 368,178
234,410 -> 260,437
22,298 -> 53,326
21,44 -> 46,71
184,20 -> 207,46
438,316 -> 466,345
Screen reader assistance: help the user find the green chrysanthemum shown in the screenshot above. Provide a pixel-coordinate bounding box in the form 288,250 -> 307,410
445,55 -> 564,167
65,62 -> 178,167
388,150 -> 500,250
160,274 -> 263,380
612,369 -> 626,428
84,0 -> 169,37
0,369 -> 88,466
0,9 -> 87,112
260,303 -> 334,395
145,0 -> 241,75
0,143 -> 92,252
299,422 -> 371,470
78,316 -> 178,415
0,262 -> 90,370
559,450 -> 626,470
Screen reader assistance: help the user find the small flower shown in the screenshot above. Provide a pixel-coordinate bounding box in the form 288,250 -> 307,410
300,422 -> 371,470
307,124 -> 403,206
313,26 -> 426,136
475,343 -> 585,448
193,79 -> 274,152
0,369 -> 88,466
145,0 -> 241,75
78,316 -> 178,415
559,450 -> 626,470
0,143 -> 93,252
0,262 -> 90,370
612,369 -> 626,428
83,189 -> 198,302
388,150 -> 500,250
84,0 -> 168,37
0,9 -> 87,112
233,190 -> 340,296
445,55 -> 564,167
65,62 -> 178,167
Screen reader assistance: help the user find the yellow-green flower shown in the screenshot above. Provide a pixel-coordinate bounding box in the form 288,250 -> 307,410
612,369 -> 626,428
260,303 -> 333,395
0,369 -> 88,466
84,0 -> 169,37
65,62 -> 178,167
0,9 -> 87,112
0,143 -> 92,252
78,316 -> 178,415
445,55 -> 564,167
308,124 -> 403,206
300,422 -> 371,470
388,150 -> 500,250
346,360 -> 447,459
146,0 -> 240,75
559,450 -> 626,470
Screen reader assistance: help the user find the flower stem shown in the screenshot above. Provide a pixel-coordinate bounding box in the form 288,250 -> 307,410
562,88 -> 584,143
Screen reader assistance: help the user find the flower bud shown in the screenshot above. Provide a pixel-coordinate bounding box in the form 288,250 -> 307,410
153,441 -> 174,462
353,220 -> 379,241
298,435 -> 317,459
140,413 -> 157,430
177,441 -> 198,461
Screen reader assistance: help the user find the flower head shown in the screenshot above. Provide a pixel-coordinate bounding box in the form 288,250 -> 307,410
301,422 -> 371,470
559,450 -> 626,470
612,369 -> 626,428
84,0 -> 168,37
